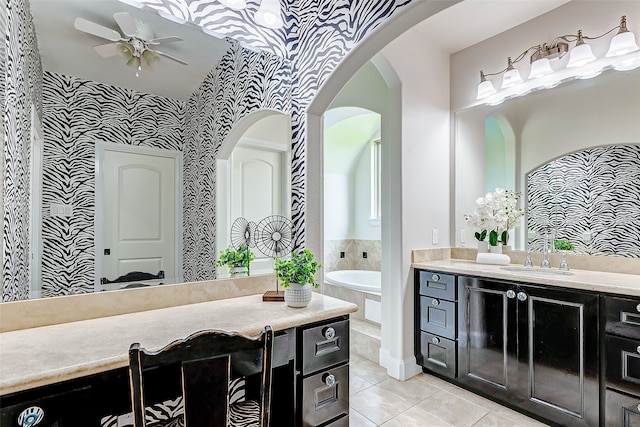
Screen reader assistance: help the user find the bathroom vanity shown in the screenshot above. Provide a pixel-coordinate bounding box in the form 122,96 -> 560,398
0,290 -> 356,426
413,257 -> 640,427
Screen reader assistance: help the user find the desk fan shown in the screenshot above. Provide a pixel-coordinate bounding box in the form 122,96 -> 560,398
256,215 -> 293,301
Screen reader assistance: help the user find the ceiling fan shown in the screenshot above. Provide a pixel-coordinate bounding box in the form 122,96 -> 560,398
74,12 -> 189,76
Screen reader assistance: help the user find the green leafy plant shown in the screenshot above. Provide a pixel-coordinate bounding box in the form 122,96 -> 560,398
215,244 -> 255,274
474,230 -> 487,242
554,239 -> 574,251
274,249 -> 322,288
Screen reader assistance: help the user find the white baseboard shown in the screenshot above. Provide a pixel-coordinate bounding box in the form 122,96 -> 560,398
379,348 -> 422,381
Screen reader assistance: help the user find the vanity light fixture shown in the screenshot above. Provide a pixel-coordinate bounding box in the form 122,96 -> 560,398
476,15 -> 640,104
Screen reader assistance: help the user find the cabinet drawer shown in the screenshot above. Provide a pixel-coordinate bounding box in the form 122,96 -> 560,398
419,296 -> 456,339
301,364 -> 349,427
301,319 -> 349,375
605,296 -> 640,340
418,270 -> 456,300
419,332 -> 456,378
607,335 -> 640,395
606,389 -> 640,427
325,414 -> 348,427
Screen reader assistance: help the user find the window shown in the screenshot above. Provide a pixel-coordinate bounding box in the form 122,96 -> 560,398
370,139 -> 381,225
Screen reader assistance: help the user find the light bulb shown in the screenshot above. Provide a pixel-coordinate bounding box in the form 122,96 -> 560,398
255,0 -> 283,29
606,16 -> 640,57
567,31 -> 596,68
528,57 -> 553,79
476,71 -> 496,100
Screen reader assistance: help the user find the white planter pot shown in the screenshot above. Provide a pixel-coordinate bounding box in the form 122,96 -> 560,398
229,266 -> 248,277
477,241 -> 489,254
489,244 -> 502,254
284,283 -> 312,308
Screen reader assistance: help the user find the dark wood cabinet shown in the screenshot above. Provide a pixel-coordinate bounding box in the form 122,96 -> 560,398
604,296 -> 640,426
0,317 -> 350,427
457,276 -> 599,426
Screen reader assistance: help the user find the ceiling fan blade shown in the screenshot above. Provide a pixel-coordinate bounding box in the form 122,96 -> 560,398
151,49 -> 189,65
148,36 -> 183,44
94,43 -> 121,58
113,12 -> 138,37
74,17 -> 121,42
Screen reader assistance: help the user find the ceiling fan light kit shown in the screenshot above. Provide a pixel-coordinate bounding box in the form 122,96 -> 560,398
73,11 -> 188,77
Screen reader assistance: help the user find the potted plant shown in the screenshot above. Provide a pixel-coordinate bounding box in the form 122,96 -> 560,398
215,244 -> 255,277
274,249 -> 321,308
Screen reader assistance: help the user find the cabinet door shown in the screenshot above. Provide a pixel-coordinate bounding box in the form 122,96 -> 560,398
458,277 -> 518,399
517,284 -> 599,427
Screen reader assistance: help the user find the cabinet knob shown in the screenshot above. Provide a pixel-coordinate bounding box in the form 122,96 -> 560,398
323,327 -> 336,340
636,303 -> 640,313
432,274 -> 440,282
323,373 -> 336,387
517,291 -> 528,301
636,346 -> 640,354
506,290 -> 516,299
637,403 -> 640,412
432,336 -> 440,345
431,298 -> 440,306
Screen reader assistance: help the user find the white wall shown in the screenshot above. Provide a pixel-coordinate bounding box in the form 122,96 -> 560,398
377,27 -> 451,379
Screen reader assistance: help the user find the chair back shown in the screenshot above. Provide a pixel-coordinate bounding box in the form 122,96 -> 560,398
129,326 -> 273,427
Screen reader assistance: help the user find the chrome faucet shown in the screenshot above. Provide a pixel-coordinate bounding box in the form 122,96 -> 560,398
541,230 -> 551,268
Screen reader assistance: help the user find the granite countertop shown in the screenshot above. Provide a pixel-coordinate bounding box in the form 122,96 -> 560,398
0,293 -> 357,396
412,258 -> 640,296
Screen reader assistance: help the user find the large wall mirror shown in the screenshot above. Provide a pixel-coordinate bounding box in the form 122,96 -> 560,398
2,0 -> 292,301
455,67 -> 640,256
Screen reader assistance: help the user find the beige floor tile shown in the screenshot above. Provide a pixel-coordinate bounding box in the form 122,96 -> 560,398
380,406 -> 453,427
350,385 -> 414,425
376,377 -> 440,405
349,408 -> 377,427
472,412 -> 526,427
490,406 -> 550,427
351,372 -> 375,395
417,390 -> 490,427
349,358 -> 389,385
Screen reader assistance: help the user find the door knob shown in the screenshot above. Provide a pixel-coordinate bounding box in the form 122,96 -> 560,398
506,290 -> 516,299
517,291 -> 528,301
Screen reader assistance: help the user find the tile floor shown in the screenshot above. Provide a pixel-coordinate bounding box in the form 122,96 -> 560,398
348,352 -> 551,427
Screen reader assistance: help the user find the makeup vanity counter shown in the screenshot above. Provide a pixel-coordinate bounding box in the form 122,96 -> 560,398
0,289 -> 357,426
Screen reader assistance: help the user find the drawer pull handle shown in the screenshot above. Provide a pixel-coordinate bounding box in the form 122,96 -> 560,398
432,274 -> 440,281
506,290 -> 516,299
432,336 -> 440,345
517,291 -> 528,302
323,327 -> 336,340
431,298 -> 440,306
323,373 -> 336,387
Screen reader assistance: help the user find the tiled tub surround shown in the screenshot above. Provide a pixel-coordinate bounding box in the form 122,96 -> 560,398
325,239 -> 381,272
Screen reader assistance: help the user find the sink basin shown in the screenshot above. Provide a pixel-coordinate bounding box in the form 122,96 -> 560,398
500,265 -> 574,276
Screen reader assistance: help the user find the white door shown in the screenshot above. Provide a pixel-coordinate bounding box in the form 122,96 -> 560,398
101,149 -> 176,282
231,146 -> 286,275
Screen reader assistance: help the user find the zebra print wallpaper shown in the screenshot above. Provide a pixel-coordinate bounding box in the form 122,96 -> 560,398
40,71 -> 185,297
2,0 -> 42,301
183,42 -> 291,281
3,0 -> 419,299
527,144 -> 640,258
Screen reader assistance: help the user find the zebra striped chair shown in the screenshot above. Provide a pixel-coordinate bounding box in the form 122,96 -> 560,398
128,326 -> 273,427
